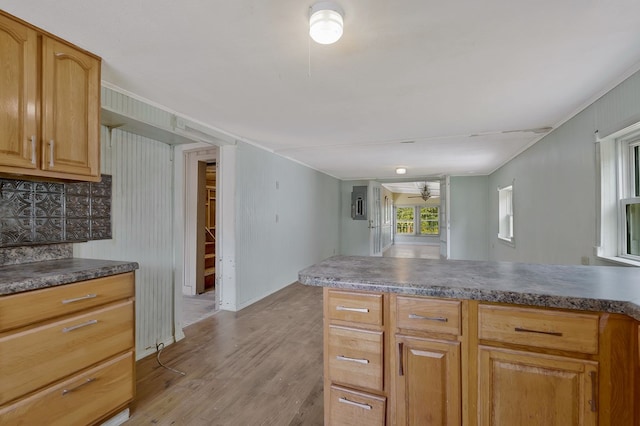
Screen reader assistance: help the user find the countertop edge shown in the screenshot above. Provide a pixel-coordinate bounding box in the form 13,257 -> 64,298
0,260 -> 139,296
298,273 -> 640,321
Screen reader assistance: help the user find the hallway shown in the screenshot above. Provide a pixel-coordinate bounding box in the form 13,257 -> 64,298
383,243 -> 440,259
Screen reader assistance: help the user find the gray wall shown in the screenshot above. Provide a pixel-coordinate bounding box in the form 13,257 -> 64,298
76,89 -> 342,356
488,69 -> 640,265
235,142 -> 340,309
449,176 -> 489,260
339,180 -> 370,256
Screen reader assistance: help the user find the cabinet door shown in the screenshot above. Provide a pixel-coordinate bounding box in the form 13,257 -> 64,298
0,14 -> 38,170
478,346 -> 598,426
395,335 -> 461,426
41,37 -> 100,178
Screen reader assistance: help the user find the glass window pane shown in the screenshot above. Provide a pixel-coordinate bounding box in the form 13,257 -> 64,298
634,145 -> 639,197
396,207 -> 414,234
627,203 -> 640,256
419,207 -> 439,235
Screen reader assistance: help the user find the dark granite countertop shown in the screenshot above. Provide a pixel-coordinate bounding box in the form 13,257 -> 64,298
298,256 -> 640,320
0,258 -> 139,296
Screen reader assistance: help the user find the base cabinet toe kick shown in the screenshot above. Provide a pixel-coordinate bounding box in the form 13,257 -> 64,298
322,288 -> 639,426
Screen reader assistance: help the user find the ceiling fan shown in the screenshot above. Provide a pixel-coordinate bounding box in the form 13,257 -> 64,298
408,183 -> 436,201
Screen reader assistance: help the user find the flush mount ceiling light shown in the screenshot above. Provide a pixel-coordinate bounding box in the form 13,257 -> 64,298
309,2 -> 344,45
395,167 -> 407,175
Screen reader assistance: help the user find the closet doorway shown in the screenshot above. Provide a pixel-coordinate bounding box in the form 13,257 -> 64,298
180,146 -> 220,328
196,162 -> 216,294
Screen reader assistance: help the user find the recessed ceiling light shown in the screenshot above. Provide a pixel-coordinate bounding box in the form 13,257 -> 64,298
395,167 -> 407,175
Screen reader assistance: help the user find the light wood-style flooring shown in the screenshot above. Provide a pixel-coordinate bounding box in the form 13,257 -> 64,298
125,283 -> 324,426
383,243 -> 440,259
182,290 -> 217,328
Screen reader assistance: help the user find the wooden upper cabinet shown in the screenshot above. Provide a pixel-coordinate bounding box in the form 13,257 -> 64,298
0,13 -> 38,170
41,37 -> 100,178
0,10 -> 100,182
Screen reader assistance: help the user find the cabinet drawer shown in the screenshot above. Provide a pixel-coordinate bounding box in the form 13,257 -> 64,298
329,385 -> 386,426
396,296 -> 461,335
0,351 -> 134,425
328,290 -> 383,326
328,325 -> 384,392
0,300 -> 134,404
0,272 -> 134,332
478,304 -> 599,354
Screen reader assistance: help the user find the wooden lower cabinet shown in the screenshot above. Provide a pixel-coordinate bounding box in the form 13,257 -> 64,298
329,385 -> 386,426
0,272 -> 135,424
478,347 -> 598,426
328,325 -> 384,392
395,335 -> 461,426
324,291 -> 639,425
0,351 -> 134,425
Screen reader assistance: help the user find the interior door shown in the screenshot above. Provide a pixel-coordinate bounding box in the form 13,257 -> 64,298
369,181 -> 383,256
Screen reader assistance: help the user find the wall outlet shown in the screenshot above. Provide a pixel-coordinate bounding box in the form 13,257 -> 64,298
581,256 -> 590,265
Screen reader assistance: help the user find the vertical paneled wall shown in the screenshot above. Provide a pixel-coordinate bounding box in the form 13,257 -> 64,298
487,69 -> 640,265
234,142 -> 340,309
74,126 -> 174,359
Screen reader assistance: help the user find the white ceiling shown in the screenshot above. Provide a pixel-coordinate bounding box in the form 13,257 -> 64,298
382,181 -> 440,196
4,1 -> 640,180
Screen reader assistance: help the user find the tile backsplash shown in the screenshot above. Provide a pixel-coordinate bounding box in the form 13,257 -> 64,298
0,175 -> 112,247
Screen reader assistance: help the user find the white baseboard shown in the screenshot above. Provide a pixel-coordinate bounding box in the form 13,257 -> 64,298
136,335 -> 176,360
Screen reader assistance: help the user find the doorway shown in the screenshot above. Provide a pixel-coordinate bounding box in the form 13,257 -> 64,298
378,178 -> 448,259
179,147 -> 220,328
197,162 -> 216,295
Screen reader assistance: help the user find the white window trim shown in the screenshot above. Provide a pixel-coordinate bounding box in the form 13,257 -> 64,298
419,205 -> 440,236
497,184 -> 515,246
596,124 -> 640,266
395,204 -> 440,236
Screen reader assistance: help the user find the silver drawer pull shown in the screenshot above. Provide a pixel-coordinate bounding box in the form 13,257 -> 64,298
409,313 -> 448,322
62,294 -> 98,304
62,378 -> 96,396
338,397 -> 372,410
514,327 -> 563,337
336,305 -> 369,313
62,319 -> 98,333
336,355 -> 369,364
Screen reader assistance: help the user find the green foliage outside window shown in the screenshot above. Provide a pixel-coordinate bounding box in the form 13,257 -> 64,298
420,207 -> 439,235
396,207 -> 414,234
396,206 -> 439,235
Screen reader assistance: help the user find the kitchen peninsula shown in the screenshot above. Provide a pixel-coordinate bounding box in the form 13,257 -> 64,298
299,256 -> 640,425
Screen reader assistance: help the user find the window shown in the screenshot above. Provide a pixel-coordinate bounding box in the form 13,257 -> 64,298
498,185 -> 514,243
396,207 -> 414,234
598,125 -> 640,265
396,205 -> 440,235
621,139 -> 640,258
420,207 -> 439,235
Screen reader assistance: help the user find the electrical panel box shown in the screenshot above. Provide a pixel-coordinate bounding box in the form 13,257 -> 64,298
351,186 -> 367,220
